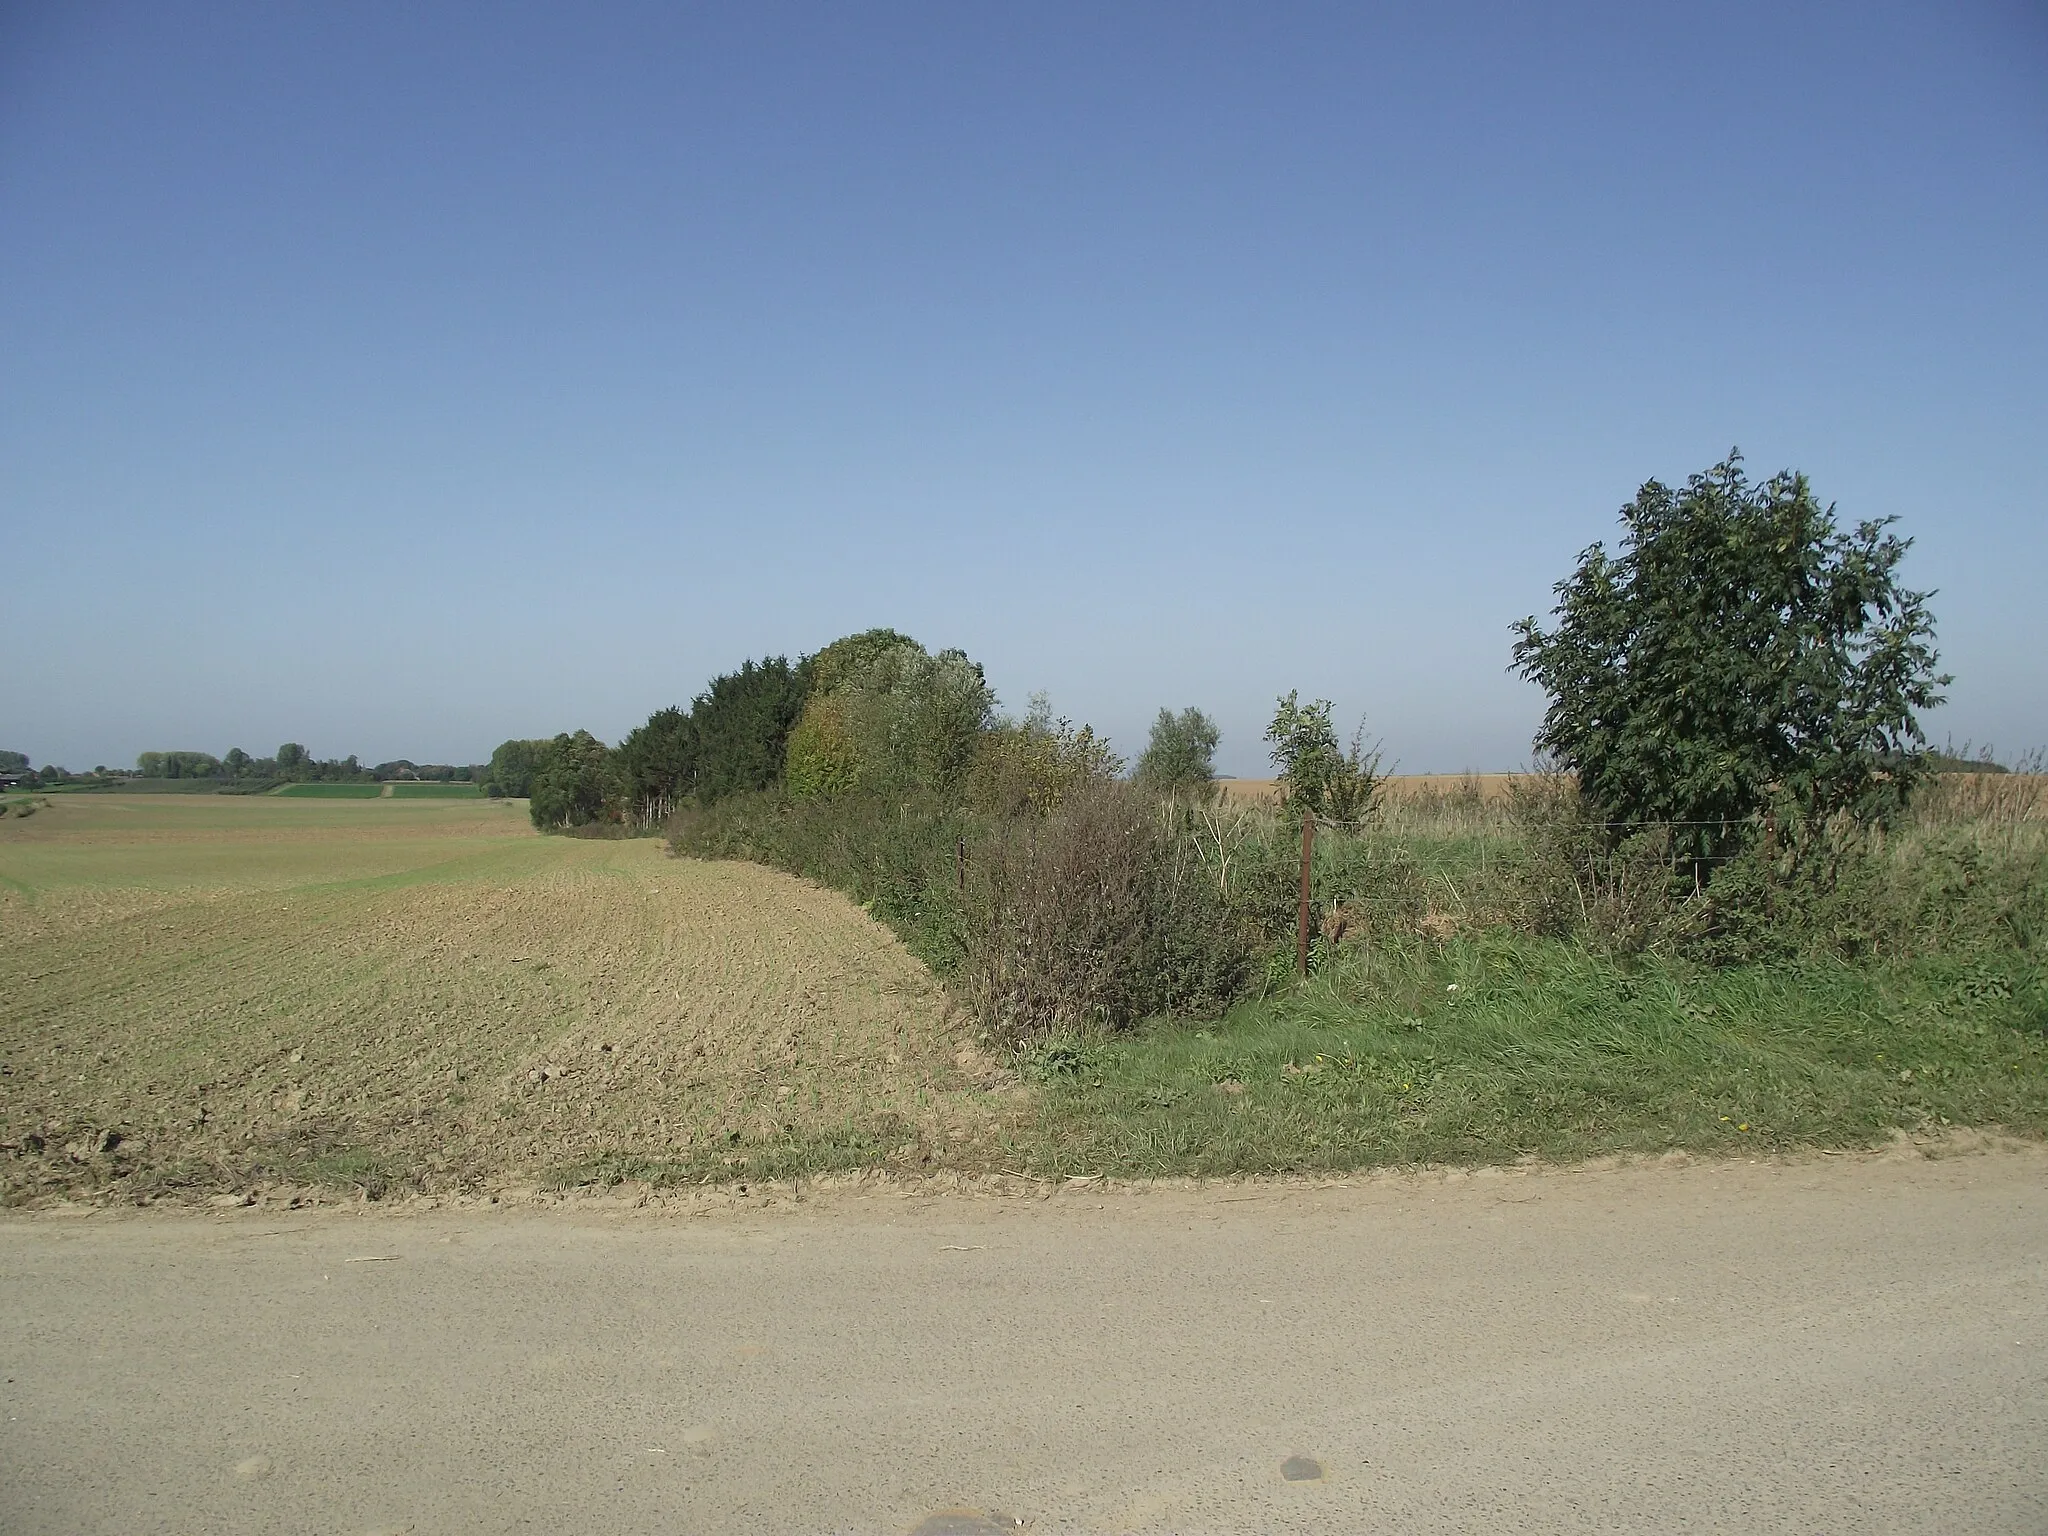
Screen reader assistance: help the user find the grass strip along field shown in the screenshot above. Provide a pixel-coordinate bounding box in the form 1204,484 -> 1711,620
273,781 -> 386,798
389,781 -> 482,798
2,796 -> 2042,1204
1019,939 -> 2047,1177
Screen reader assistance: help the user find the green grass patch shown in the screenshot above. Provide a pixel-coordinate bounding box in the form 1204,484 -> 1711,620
273,782 -> 384,799
1001,936 -> 2048,1178
70,778 -> 228,794
388,782 -> 481,798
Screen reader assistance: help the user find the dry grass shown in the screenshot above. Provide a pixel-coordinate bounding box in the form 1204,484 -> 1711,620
1914,773 -> 2048,828
1216,773 -> 1524,806
1,797 -> 994,1204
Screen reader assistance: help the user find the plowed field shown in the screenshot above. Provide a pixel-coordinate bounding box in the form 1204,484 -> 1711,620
0,797 -> 993,1203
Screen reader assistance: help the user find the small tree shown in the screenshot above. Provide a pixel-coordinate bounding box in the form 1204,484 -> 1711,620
616,706 -> 696,819
1511,452 -> 1946,871
528,730 -> 617,829
1134,707 -> 1221,797
481,738 -> 548,799
1265,693 -> 1381,821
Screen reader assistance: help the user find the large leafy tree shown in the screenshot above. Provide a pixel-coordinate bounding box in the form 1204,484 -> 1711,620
528,730 -> 617,828
782,634 -> 996,800
1511,453 -> 1946,866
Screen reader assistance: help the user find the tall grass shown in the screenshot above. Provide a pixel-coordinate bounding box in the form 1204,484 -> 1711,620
672,766 -> 2048,1044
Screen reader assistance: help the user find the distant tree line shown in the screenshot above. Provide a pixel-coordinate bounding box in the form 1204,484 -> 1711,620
124,744 -> 451,787
491,628 -> 1212,831
0,746 -> 486,793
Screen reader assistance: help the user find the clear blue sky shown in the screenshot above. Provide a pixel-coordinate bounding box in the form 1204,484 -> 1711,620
3,2 -> 2043,775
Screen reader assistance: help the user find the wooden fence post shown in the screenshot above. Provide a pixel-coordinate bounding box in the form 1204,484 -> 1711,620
1296,811 -> 1315,976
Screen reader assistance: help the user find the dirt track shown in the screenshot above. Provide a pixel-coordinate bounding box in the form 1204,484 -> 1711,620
4,1144 -> 2043,1534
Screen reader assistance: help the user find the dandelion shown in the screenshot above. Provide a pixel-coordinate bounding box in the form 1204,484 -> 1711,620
1738,1123 -> 1750,1131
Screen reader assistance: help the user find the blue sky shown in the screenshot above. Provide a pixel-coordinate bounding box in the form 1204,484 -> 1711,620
3,2 -> 2043,775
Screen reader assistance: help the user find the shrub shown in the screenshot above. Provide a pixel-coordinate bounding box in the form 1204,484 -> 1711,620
968,694 -> 1123,816
672,781 -> 1249,1040
669,789 -> 973,973
960,783 -> 1250,1040
1497,771 -> 1701,956
784,694 -> 862,800
1698,828 -> 2048,964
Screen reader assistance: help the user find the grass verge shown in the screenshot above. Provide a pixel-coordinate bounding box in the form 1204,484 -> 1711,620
999,937 -> 2048,1178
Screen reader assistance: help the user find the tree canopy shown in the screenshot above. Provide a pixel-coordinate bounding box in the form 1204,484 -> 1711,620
1134,707 -> 1221,795
691,657 -> 809,804
1265,693 -> 1381,821
527,730 -> 615,828
482,739 -> 549,799
1511,453 -> 1946,863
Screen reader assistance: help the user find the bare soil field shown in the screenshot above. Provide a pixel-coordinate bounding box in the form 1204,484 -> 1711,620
0,797 -> 993,1204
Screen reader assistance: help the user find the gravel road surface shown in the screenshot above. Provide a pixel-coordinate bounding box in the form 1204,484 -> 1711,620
3,1145 -> 2044,1534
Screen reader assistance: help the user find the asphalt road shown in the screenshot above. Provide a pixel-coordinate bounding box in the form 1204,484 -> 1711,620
3,1146 -> 2044,1535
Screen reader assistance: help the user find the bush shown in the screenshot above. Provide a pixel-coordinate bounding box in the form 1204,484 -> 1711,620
959,784 -> 1251,1040
1698,830 -> 2048,964
968,694 -> 1122,816
1497,771 -> 1701,956
672,781 -> 1249,1040
669,789 -> 973,973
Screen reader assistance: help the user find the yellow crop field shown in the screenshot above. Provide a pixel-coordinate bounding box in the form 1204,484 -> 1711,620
1216,773 -> 1526,805
0,797 -> 991,1203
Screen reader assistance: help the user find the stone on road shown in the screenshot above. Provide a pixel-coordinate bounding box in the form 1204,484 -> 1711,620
2,1147 -> 2044,1534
